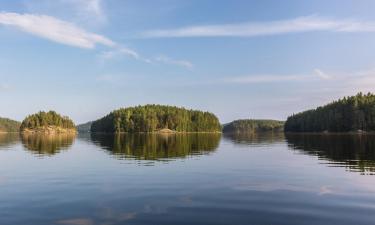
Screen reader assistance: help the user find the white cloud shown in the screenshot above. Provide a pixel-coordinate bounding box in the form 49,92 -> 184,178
100,47 -> 140,60
314,69 -> 331,80
0,12 -> 147,62
0,12 -> 114,49
155,55 -> 193,69
142,15 -> 375,38
0,12 -> 193,69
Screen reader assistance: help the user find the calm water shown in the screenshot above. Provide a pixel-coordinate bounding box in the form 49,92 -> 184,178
1,132 -> 375,225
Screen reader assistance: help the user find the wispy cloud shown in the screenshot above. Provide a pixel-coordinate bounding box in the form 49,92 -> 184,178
224,74 -> 310,84
142,15 -> 375,38
155,55 -> 193,69
0,12 -> 190,67
0,12 -> 114,49
223,68 -> 375,99
61,0 -> 106,23
98,47 -> 147,62
25,0 -> 106,24
314,69 -> 331,80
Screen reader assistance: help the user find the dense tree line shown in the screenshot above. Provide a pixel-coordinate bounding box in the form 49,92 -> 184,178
20,111 -> 75,130
285,93 -> 375,132
91,105 -> 221,133
223,119 -> 284,133
0,117 -> 21,132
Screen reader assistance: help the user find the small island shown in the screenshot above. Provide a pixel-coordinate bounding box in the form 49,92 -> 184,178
223,119 -> 284,133
0,117 -> 21,133
90,104 -> 221,133
20,111 -> 76,134
285,92 -> 375,133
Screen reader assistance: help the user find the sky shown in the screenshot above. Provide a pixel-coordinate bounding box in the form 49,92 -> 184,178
1,0 -> 375,124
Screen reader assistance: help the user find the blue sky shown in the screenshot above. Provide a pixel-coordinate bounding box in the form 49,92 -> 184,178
1,0 -> 375,123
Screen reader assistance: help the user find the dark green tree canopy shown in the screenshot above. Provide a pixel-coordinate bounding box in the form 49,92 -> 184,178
223,119 -> 284,133
91,104 -> 221,133
20,111 -> 75,130
285,92 -> 375,132
0,117 -> 21,132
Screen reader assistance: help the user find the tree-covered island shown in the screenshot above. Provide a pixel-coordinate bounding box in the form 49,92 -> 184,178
223,119 -> 284,133
285,92 -> 375,133
20,111 -> 76,134
90,105 -> 221,133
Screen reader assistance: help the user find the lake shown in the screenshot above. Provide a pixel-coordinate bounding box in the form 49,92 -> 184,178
1,132 -> 375,225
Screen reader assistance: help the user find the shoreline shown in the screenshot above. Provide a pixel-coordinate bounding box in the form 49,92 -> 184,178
21,126 -> 77,135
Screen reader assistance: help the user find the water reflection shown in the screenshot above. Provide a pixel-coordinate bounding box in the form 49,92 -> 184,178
90,133 -> 221,160
21,133 -> 76,156
0,133 -> 19,149
286,133 -> 375,174
223,132 -> 284,146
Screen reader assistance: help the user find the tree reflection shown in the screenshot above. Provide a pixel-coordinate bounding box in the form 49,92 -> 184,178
90,133 -> 221,160
286,134 -> 375,174
0,133 -> 19,149
223,132 -> 284,146
21,133 -> 76,156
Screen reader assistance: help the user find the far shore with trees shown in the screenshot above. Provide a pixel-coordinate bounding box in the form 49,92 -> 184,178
1,93 -> 375,134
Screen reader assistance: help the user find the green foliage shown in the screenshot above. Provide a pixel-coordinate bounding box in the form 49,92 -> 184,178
77,121 -> 93,133
0,117 -> 21,132
91,104 -> 221,133
20,111 -> 75,130
223,119 -> 284,133
285,92 -> 375,132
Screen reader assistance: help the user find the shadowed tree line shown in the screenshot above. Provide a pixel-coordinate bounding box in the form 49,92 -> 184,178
285,93 -> 375,132
91,105 -> 221,133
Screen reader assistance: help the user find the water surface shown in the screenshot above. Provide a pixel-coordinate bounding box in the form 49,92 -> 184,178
1,132 -> 375,225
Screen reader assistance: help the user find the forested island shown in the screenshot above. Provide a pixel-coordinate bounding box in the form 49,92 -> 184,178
285,92 -> 375,132
0,117 -> 21,133
90,105 -> 221,133
223,119 -> 284,133
20,111 -> 76,134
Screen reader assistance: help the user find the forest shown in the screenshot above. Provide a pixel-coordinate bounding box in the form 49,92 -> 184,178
20,111 -> 76,131
285,92 -> 375,132
0,117 -> 21,132
90,104 -> 221,133
222,119 -> 284,133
